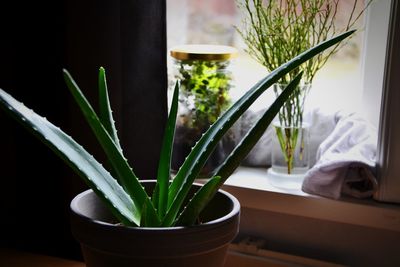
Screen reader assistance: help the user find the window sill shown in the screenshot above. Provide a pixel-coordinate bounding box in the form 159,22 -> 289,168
218,167 -> 400,232
0,249 -> 84,267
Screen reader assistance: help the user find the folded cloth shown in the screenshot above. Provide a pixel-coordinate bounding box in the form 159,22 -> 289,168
302,111 -> 378,199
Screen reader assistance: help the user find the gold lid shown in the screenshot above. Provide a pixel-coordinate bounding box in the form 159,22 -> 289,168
170,44 -> 238,61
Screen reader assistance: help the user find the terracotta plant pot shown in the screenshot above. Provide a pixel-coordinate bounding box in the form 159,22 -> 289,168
70,181 -> 240,267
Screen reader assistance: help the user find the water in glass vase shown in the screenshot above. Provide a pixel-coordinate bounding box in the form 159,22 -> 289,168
268,122 -> 310,190
271,122 -> 310,174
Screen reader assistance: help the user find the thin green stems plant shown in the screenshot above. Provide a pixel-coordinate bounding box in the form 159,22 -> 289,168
237,0 -> 372,174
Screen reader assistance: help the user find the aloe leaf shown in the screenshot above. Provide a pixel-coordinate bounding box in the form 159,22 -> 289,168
177,74 -> 302,226
140,198 -> 161,227
98,67 -> 121,179
140,201 -> 148,227
63,69 -> 159,225
152,81 -> 179,217
98,67 -> 122,151
175,176 -> 222,226
164,30 -> 355,226
0,89 -> 139,226
215,73 -> 303,180
152,183 -> 160,211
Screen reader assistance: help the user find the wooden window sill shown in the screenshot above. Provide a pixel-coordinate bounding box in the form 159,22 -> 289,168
0,247 -> 342,267
0,249 -> 84,267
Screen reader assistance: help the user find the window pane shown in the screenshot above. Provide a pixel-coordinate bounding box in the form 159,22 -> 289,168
166,0 -> 384,181
167,0 -> 374,114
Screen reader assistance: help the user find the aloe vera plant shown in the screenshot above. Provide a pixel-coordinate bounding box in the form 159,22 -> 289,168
0,31 -> 354,227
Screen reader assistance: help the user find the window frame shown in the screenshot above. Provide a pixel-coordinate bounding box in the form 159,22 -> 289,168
375,0 -> 400,203
164,0 -> 400,236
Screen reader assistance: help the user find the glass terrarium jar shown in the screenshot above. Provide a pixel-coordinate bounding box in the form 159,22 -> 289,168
170,44 -> 237,176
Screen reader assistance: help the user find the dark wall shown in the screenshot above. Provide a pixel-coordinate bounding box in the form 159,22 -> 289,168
0,0 -> 79,259
0,0 -> 167,260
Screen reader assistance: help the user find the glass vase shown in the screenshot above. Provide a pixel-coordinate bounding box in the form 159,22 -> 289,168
270,83 -> 311,176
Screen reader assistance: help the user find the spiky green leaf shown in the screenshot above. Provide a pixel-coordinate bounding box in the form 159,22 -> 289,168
0,89 -> 139,226
98,67 -> 122,151
63,69 -> 160,226
140,197 -> 161,227
215,73 -> 303,179
175,176 -> 222,226
152,81 -> 180,217
177,74 -> 302,226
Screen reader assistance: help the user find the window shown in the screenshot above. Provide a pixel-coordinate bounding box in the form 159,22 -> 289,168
167,0 -> 372,114
166,0 -> 400,245
166,0 -> 385,184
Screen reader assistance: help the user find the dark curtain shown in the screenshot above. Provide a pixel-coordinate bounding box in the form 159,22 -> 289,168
0,0 -> 167,260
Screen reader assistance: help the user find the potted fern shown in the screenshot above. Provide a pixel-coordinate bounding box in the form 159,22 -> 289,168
0,31 -> 353,267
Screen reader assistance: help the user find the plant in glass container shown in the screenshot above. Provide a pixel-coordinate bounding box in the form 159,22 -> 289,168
0,32 -> 353,267
170,45 -> 237,176
237,0 -> 372,175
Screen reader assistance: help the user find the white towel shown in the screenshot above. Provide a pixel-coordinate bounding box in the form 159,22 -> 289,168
302,111 -> 378,199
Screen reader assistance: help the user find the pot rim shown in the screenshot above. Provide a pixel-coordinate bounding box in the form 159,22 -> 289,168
70,181 -> 240,230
